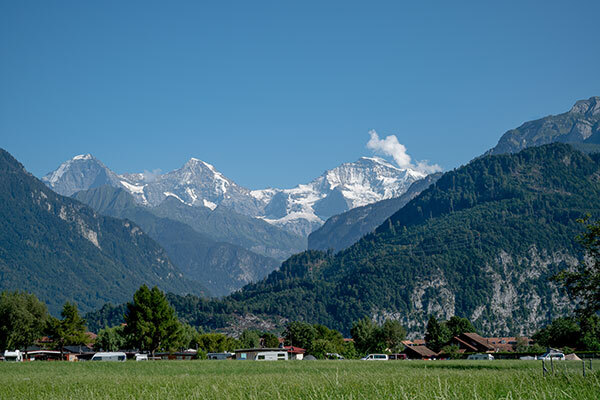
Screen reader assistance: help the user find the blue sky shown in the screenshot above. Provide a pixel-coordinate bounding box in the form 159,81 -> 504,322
2,0 -> 599,189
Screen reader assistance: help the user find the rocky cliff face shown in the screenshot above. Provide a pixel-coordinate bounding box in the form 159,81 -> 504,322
488,96 -> 600,155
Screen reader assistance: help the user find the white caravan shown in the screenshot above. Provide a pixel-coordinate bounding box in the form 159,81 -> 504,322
91,352 -> 127,362
3,350 -> 23,362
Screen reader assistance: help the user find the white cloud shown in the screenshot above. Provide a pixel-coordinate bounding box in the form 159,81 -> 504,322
142,169 -> 162,183
366,130 -> 442,174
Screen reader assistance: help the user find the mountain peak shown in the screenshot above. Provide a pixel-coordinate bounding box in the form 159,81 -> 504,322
569,96 -> 600,116
72,153 -> 94,161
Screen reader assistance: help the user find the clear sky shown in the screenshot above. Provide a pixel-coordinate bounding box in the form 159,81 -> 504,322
1,0 -> 599,189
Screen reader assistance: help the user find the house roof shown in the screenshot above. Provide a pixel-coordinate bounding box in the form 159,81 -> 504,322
63,345 -> 95,354
234,348 -> 285,353
452,336 -> 479,352
403,345 -> 437,358
283,346 -> 306,354
460,333 -> 495,351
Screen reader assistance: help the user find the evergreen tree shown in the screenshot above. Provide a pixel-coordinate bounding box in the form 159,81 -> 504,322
0,291 -> 48,351
124,285 -> 181,356
47,302 -> 88,358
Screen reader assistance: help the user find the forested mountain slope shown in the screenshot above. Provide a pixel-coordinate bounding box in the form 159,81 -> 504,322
0,149 -> 201,315
88,144 -> 598,336
73,186 -> 280,296
308,173 -> 442,252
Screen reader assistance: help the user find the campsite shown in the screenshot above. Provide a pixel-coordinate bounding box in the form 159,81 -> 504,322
0,359 -> 598,400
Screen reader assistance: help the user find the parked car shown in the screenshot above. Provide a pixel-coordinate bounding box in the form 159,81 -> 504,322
389,354 -> 407,360
537,351 -> 565,361
467,353 -> 494,360
361,354 -> 389,361
135,353 -> 148,361
325,353 -> 344,360
91,352 -> 127,362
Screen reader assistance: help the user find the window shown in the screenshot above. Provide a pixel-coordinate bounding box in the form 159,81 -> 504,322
257,355 -> 265,360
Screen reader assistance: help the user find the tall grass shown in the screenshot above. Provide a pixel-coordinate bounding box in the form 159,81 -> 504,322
0,360 -> 598,399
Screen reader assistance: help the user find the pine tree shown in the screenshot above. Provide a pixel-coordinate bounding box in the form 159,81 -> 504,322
124,285 -> 181,356
47,302 -> 88,359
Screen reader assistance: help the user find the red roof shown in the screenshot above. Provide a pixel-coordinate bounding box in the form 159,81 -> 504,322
283,346 -> 306,354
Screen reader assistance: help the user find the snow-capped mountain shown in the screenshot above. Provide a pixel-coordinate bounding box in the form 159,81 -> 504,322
41,154 -> 122,196
43,155 -> 429,236
252,157 -> 426,235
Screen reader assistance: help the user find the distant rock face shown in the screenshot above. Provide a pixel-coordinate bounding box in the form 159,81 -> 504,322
43,155 -> 429,236
488,96 -> 600,155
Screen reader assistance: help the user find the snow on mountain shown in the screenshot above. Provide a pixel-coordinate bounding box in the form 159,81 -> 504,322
43,155 -> 430,236
251,157 -> 426,235
41,154 -> 123,196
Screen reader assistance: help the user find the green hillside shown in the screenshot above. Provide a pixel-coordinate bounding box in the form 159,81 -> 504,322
0,149 -> 202,314
73,186 -> 281,296
308,173 -> 442,252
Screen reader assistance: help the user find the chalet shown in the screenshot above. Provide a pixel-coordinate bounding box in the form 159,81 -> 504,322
451,333 -> 495,353
486,337 -> 532,352
402,345 -> 438,360
283,346 -> 305,360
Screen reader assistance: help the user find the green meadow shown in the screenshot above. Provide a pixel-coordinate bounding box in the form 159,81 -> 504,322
0,360 -> 598,399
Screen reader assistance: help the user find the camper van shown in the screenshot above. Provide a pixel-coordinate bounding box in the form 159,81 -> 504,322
91,352 -> 127,362
361,354 -> 389,361
3,350 -> 22,362
467,353 -> 494,360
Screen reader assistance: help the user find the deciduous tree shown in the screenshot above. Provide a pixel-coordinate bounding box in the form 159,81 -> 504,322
0,291 -> 48,351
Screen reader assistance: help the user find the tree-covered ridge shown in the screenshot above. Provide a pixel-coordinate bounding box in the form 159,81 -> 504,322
86,144 -> 600,336
308,172 -> 442,252
0,149 -> 201,315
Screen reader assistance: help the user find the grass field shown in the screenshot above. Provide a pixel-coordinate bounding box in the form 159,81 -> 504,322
0,360 -> 598,399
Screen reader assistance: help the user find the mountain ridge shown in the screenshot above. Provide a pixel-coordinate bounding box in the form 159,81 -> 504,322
43,154 -> 428,236
0,148 -> 203,315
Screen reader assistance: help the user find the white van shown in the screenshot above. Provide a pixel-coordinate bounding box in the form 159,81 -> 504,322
361,354 -> 389,361
135,353 -> 148,361
467,353 -> 494,360
3,350 -> 23,362
91,352 -> 127,362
